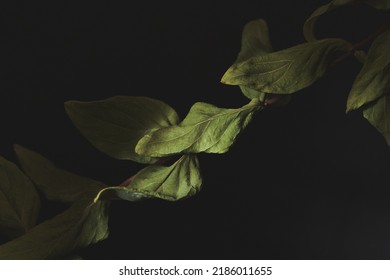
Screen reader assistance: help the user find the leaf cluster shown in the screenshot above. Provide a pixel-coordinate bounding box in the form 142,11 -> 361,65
0,0 -> 389,259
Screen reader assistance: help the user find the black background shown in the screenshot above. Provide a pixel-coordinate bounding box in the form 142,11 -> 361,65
1,0 -> 390,259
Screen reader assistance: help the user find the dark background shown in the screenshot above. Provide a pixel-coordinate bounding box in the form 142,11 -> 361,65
1,0 -> 390,259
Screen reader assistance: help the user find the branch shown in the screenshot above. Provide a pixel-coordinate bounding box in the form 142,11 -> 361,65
332,21 -> 390,65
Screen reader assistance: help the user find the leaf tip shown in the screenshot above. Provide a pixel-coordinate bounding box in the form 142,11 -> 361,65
13,143 -> 28,158
220,66 -> 237,85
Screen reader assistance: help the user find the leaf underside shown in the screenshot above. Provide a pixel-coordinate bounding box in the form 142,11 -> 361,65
135,99 -> 262,157
129,154 -> 202,201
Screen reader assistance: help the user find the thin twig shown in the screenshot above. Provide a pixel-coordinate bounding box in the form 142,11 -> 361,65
332,21 -> 390,65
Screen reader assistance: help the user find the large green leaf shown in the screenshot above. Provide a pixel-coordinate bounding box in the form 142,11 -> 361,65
0,199 -> 109,259
65,96 -> 180,164
346,30 -> 390,112
304,0 -> 390,42
221,39 -> 350,94
235,19 -> 273,101
135,99 -> 262,157
95,155 -> 202,201
0,156 -> 40,239
363,94 -> 390,146
14,145 -> 105,203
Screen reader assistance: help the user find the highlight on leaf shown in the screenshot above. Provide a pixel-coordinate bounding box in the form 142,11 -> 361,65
65,96 -> 180,164
346,30 -> 390,112
221,38 -> 350,95
135,98 -> 262,157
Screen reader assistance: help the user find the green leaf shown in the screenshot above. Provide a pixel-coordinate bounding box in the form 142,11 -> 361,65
14,145 -> 106,203
0,199 -> 109,259
346,30 -> 390,112
0,156 -> 40,239
237,19 -> 273,62
303,0 -> 355,42
97,155 -> 202,201
363,94 -> 390,146
304,0 -> 389,42
129,154 -> 201,201
221,39 -> 350,94
235,19 -> 273,101
65,96 -> 180,164
135,99 -> 262,157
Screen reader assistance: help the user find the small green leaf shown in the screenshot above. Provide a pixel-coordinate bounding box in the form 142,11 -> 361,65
65,96 -> 180,164
235,19 -> 273,101
95,155 -> 201,201
363,94 -> 390,146
0,156 -> 40,239
135,99 -> 262,157
346,30 -> 390,112
129,154 -> 201,201
14,145 -> 105,203
303,0 -> 355,42
221,39 -> 350,94
0,199 -> 109,260
237,19 -> 273,62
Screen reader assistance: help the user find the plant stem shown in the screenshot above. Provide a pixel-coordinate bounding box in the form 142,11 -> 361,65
332,21 -> 390,65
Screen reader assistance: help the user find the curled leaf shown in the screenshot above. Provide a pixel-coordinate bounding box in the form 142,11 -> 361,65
0,156 -> 40,239
346,30 -> 390,112
135,99 -> 262,157
14,144 -> 106,203
303,0 -> 355,42
65,96 -> 180,164
221,39 -> 350,94
304,0 -> 390,42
